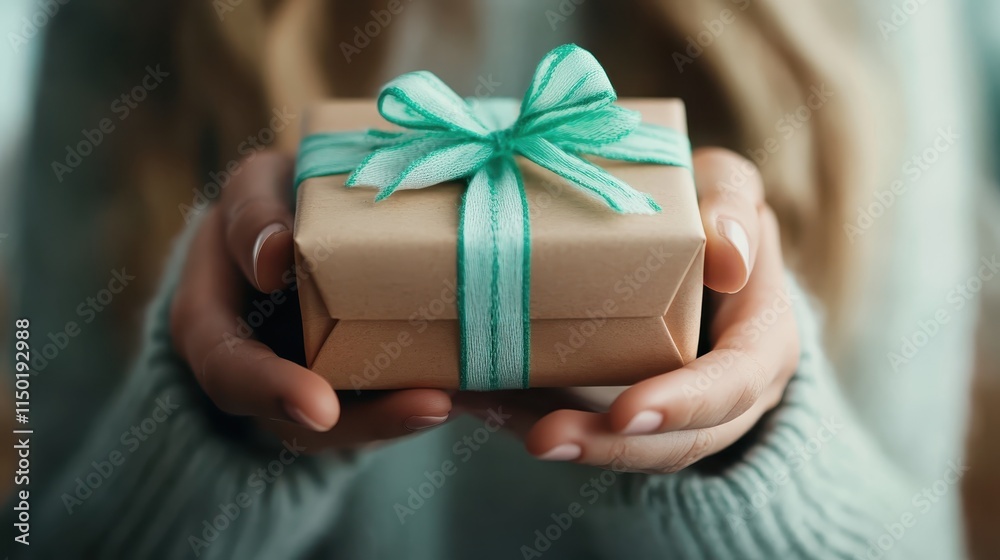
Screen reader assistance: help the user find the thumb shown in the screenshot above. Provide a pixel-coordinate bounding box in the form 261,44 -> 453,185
220,151 -> 297,292
692,148 -> 764,294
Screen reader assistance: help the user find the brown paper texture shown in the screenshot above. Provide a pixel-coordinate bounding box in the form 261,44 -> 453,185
294,99 -> 705,390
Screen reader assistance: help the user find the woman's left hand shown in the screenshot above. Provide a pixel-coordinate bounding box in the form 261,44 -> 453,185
454,148 -> 800,474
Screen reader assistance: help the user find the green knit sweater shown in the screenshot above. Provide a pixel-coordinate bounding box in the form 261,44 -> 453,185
9,220 -> 932,560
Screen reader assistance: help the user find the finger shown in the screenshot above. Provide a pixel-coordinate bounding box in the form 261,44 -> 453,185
199,338 -> 340,431
261,389 -> 453,450
605,206 -> 797,435
524,388 -> 781,472
170,208 -> 338,431
219,151 -> 296,292
693,148 -> 764,293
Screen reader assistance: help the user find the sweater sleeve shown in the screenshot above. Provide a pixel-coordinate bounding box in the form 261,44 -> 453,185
587,278 -> 932,560
18,219 -> 368,560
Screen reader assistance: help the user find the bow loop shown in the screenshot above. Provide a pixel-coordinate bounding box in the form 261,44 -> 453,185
515,44 -> 621,137
540,105 -> 641,150
378,71 -> 492,137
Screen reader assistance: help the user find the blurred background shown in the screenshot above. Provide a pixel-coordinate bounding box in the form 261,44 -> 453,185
0,0 -> 998,557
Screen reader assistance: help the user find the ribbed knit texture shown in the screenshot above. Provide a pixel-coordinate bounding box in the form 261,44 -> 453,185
10,220 -> 930,560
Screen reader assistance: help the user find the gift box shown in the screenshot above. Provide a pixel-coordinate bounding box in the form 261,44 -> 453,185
293,46 -> 705,391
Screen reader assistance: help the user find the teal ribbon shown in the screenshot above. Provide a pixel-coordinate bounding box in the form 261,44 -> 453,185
295,44 -> 692,391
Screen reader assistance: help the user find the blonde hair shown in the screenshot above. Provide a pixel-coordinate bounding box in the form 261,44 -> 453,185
116,0 -> 895,345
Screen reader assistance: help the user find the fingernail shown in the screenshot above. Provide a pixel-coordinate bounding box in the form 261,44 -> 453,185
253,223 -> 288,290
621,410 -> 663,435
284,402 -> 327,432
404,415 -> 449,431
538,443 -> 582,462
717,218 -> 750,279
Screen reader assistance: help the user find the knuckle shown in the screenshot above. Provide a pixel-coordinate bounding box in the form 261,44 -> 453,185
696,147 -> 754,172
225,194 -> 271,229
678,429 -> 715,470
715,347 -> 746,369
732,356 -> 769,416
660,429 -> 715,474
724,183 -> 758,208
695,147 -> 763,202
216,157 -> 253,205
220,151 -> 292,207
607,438 -> 632,467
680,389 -> 711,428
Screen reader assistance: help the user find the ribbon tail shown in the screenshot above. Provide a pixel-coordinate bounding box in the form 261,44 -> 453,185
458,158 -> 531,391
571,123 -> 693,169
293,130 -> 411,199
519,137 -> 661,214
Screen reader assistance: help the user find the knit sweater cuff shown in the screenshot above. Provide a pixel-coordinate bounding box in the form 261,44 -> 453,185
605,278 -> 920,560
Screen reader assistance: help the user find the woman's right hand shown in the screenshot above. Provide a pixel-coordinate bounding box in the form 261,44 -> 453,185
168,151 -> 453,452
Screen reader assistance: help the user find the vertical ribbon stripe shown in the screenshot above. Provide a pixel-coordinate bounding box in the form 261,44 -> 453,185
458,160 -> 530,390
292,44 -> 693,391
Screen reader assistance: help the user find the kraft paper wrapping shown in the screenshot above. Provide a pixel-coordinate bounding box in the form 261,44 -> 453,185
294,99 -> 705,390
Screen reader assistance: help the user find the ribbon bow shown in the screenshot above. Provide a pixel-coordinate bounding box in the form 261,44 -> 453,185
295,44 -> 692,391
